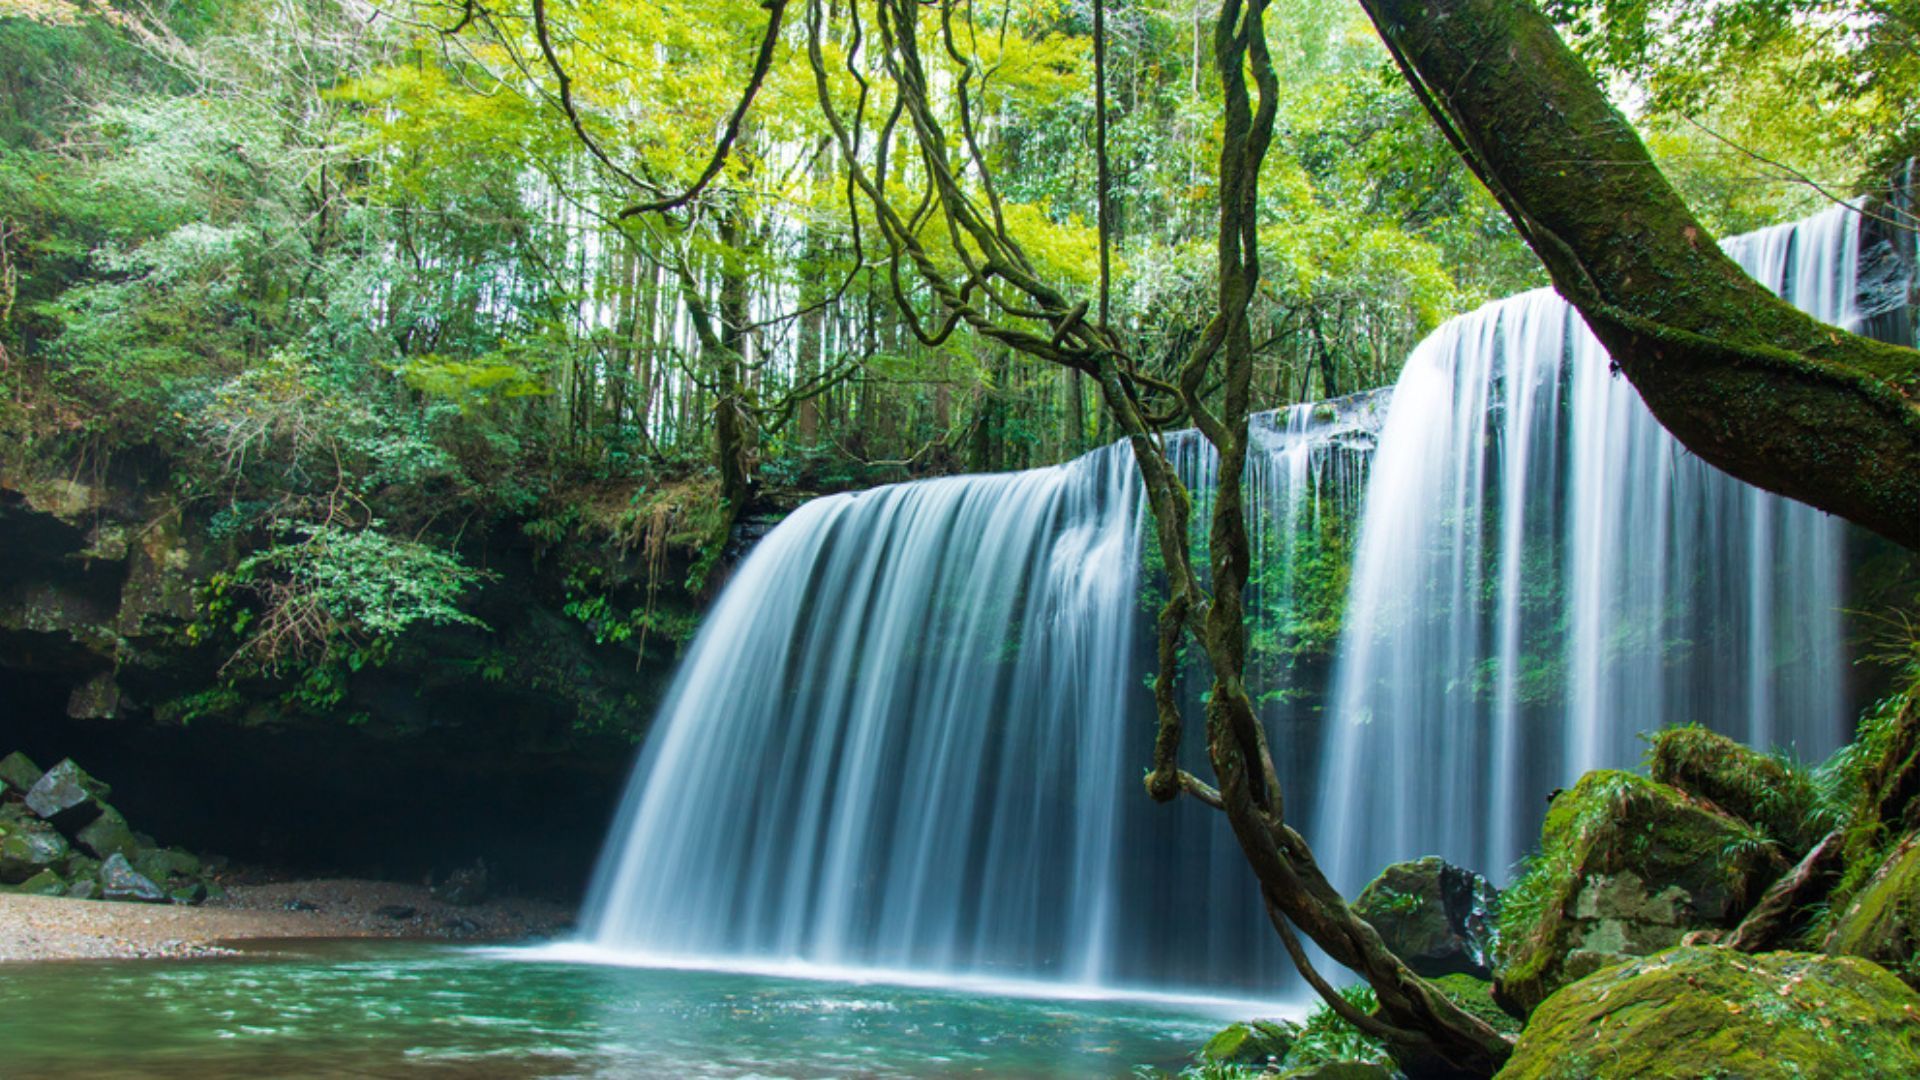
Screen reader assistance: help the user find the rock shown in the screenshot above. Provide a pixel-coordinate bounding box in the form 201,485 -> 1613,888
65,878 -> 99,900
1428,972 -> 1521,1034
441,916 -> 482,937
375,904 -> 418,920
1496,947 -> 1920,1079
1353,856 -> 1499,979
169,881 -> 208,905
0,818 -> 71,884
12,869 -> 68,896
23,759 -> 110,833
1493,770 -> 1786,1015
435,860 -> 489,907
61,852 -> 101,883
132,847 -> 202,884
1648,725 -> 1825,854
284,898 -> 321,912
98,852 -> 168,903
75,804 -> 141,860
0,751 -> 42,794
1826,832 -> 1920,988
1201,1019 -> 1297,1066
65,672 -> 122,720
1277,1065 -> 1396,1080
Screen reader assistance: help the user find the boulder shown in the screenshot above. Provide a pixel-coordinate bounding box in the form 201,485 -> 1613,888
1427,973 -> 1521,1035
1648,725 -> 1825,854
24,759 -> 110,833
1825,832 -> 1920,989
98,852 -> 167,903
1352,856 -> 1499,979
132,847 -> 202,884
0,751 -> 43,794
64,878 -> 99,900
1201,1020 -> 1297,1066
11,869 -> 68,896
0,818 -> 71,884
169,881 -> 208,906
1496,947 -> 1920,1079
1493,770 -> 1785,1015
75,804 -> 141,860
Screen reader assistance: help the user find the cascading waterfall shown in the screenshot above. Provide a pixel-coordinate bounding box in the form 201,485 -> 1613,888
1317,205 -> 1883,890
577,204 -> 1902,995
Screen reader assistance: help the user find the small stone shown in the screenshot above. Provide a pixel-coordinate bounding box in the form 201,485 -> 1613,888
24,760 -> 110,834
65,879 -> 99,900
441,916 -> 482,937
0,752 -> 43,794
99,852 -> 167,903
375,904 -> 417,920
285,898 -> 321,912
1201,1019 -> 1296,1066
169,881 -> 208,906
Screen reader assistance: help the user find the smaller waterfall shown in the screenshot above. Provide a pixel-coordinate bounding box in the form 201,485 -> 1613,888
1315,205 -> 1878,889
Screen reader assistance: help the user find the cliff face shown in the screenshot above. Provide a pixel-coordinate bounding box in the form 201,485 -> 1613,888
0,451 -> 728,898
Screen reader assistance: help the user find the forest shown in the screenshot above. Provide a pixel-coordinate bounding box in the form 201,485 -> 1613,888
0,0 -> 1917,1077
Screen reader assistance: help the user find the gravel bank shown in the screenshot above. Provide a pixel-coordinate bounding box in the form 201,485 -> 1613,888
0,879 -> 573,962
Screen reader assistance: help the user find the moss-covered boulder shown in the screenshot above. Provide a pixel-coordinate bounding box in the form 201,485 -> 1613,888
1497,947 -> 1920,1079
1494,771 -> 1785,1015
1648,725 -> 1826,855
0,751 -> 43,794
9,868 -> 68,896
0,817 -> 70,884
75,804 -> 141,860
1427,973 -> 1521,1035
1826,832 -> 1920,988
1352,856 -> 1499,979
23,759 -> 111,833
1201,1019 -> 1297,1066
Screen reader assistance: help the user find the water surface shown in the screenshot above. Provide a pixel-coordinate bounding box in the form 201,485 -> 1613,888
0,941 -> 1247,1078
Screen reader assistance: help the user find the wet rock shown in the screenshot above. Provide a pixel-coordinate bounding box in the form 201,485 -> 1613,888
1202,1019 -> 1297,1066
1493,770 -> 1786,1016
0,818 -> 71,883
75,804 -> 141,860
169,881 -> 208,905
1826,832 -> 1920,989
11,868 -> 68,896
60,852 -> 101,883
375,904 -> 418,920
24,759 -> 110,833
1497,947 -> 1920,1079
435,860 -> 489,907
65,878 -> 99,900
284,898 -> 321,912
1353,856 -> 1499,979
0,752 -> 43,794
99,853 -> 168,903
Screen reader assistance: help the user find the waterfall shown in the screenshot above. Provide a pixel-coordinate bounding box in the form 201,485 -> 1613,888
576,204 -> 1898,995
1317,205 -> 1875,890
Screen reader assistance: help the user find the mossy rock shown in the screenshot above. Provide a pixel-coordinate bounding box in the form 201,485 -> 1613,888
75,804 -> 141,860
1428,973 -> 1521,1035
1826,833 -> 1920,989
1838,688 -> 1920,910
1494,770 -> 1786,1015
1496,947 -> 1920,1079
11,868 -> 67,896
1352,856 -> 1498,979
1202,1019 -> 1297,1066
0,751 -> 42,794
1277,1064 -> 1395,1080
0,817 -> 70,884
1648,725 -> 1825,855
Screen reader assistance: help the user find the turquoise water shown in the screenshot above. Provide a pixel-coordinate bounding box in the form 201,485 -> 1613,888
0,942 -> 1260,1077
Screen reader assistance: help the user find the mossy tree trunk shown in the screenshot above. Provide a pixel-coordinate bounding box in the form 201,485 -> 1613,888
1358,0 -> 1920,550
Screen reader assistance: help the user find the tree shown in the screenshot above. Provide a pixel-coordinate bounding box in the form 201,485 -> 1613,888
1357,0 -> 1919,550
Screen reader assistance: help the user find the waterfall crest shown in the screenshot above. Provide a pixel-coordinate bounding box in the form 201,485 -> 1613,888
578,205 -> 1900,993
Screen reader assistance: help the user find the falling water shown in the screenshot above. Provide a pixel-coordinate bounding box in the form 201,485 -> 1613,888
579,205 -> 1903,994
1317,204 -> 1887,889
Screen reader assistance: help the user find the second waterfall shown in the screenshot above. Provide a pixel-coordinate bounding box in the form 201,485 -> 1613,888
577,205 -> 1899,996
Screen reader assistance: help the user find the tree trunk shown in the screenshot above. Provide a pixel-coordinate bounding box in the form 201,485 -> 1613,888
1359,0 -> 1920,549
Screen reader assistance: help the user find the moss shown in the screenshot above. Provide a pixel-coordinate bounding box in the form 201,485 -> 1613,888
1825,834 -> 1920,989
1429,973 -> 1521,1036
1648,724 -> 1833,855
1497,947 -> 1920,1079
1495,770 -> 1786,1014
